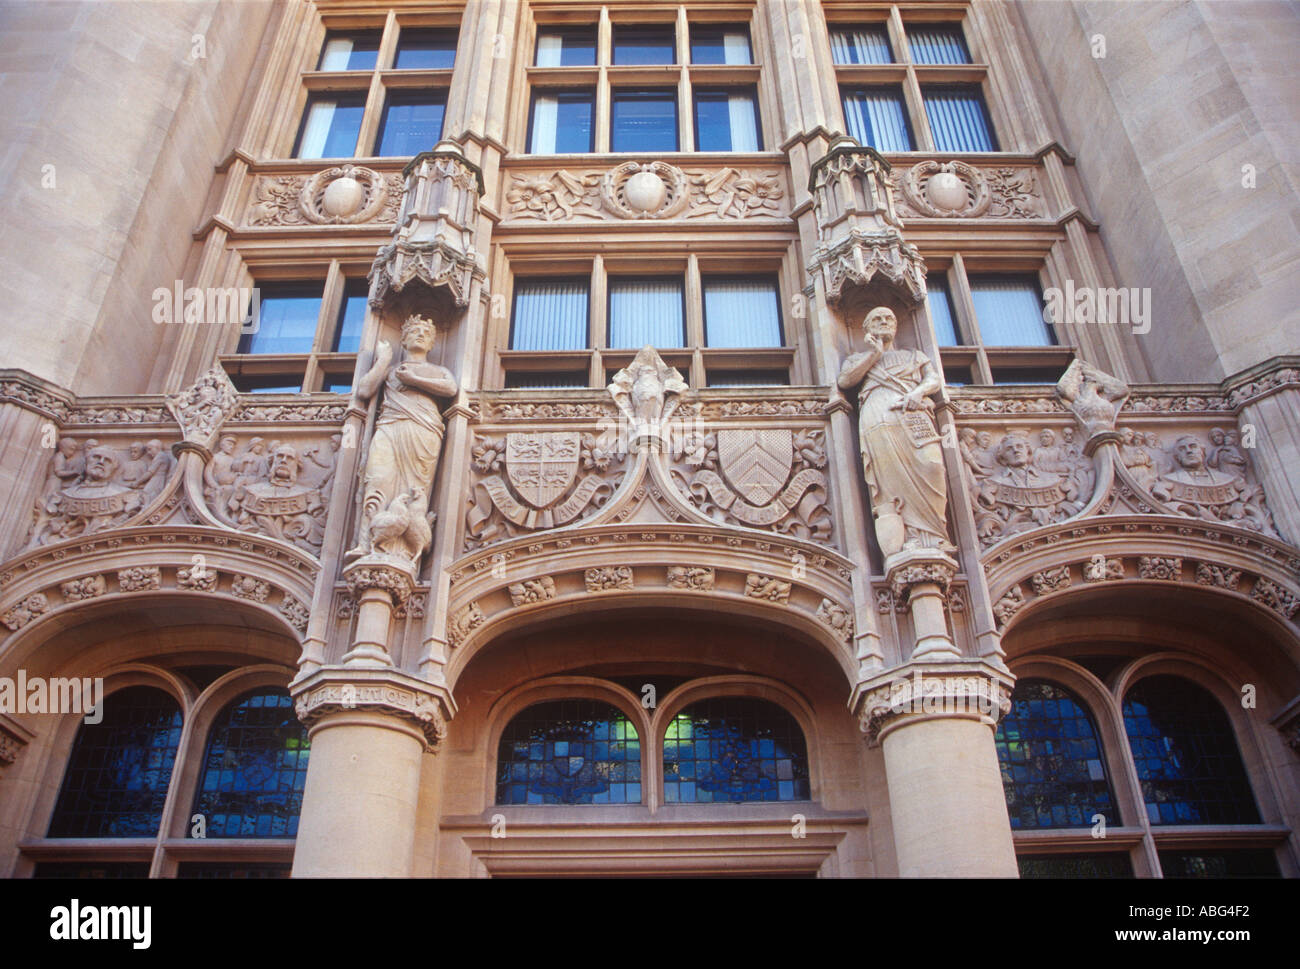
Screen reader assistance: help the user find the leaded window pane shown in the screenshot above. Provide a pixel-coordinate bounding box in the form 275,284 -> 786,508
1123,675 -> 1261,826
496,700 -> 642,805
663,697 -> 810,803
1018,853 -> 1133,878
1157,850 -> 1279,878
995,681 -> 1117,830
192,689 -> 310,838
48,686 -> 183,838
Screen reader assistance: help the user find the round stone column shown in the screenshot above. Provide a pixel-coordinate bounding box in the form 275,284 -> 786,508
855,661 -> 1019,877
290,666 -> 451,877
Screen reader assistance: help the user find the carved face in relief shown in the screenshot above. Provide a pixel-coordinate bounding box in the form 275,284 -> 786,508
401,315 -> 436,354
976,431 -> 993,450
863,306 -> 898,345
218,436 -> 236,455
145,439 -> 163,458
269,446 -> 300,485
57,439 -> 77,458
1038,429 -> 1056,448
85,447 -> 118,482
128,443 -> 144,461
1121,428 -> 1136,445
1174,436 -> 1207,471
997,433 -> 1032,468
1209,428 -> 1226,445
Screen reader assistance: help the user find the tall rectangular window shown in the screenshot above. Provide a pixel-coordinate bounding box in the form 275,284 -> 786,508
529,91 -> 595,153
907,24 -> 971,65
239,283 -> 323,355
535,27 -> 597,66
613,25 -> 676,65
926,274 -> 960,346
376,93 -> 446,156
694,89 -> 760,152
969,275 -> 1053,346
829,26 -> 893,64
702,278 -> 782,347
608,278 -> 685,348
611,90 -> 678,152
318,32 -> 381,71
923,85 -> 997,152
842,87 -> 914,152
511,278 -> 589,351
690,25 -> 751,64
295,94 -> 365,158
332,278 -> 369,353
393,28 -> 457,69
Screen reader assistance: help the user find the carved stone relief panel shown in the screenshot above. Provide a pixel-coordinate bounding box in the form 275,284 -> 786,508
246,166 -> 404,227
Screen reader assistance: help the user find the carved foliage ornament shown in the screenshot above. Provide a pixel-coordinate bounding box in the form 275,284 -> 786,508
167,367 -> 240,448
894,162 -> 1042,220
247,166 -> 401,227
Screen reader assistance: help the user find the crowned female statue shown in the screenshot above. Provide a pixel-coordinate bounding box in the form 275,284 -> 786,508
346,314 -> 458,564
837,306 -> 952,558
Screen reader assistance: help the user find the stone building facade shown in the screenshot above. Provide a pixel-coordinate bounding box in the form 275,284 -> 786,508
0,0 -> 1297,878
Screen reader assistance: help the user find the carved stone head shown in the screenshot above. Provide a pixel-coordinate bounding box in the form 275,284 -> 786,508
85,446 -> 119,482
863,306 -> 898,345
57,438 -> 77,458
997,432 -> 1032,468
269,445 -> 300,485
401,314 -> 436,353
1038,429 -> 1056,447
1173,435 -> 1206,470
218,435 -> 236,454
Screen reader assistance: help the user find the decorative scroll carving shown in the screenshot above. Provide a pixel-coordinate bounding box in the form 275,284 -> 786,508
278,594 -> 310,633
28,437 -> 176,547
506,171 -> 602,220
465,431 -> 625,550
987,167 -> 1044,219
685,168 -> 784,219
508,575 -> 557,606
1252,578 -> 1299,619
966,428 -> 1092,548
993,584 -> 1026,627
675,428 -> 833,543
1195,563 -> 1242,590
585,566 -> 633,592
744,573 -> 791,603
1,592 -> 48,630
206,436 -> 336,554
247,166 -> 401,227
1030,565 -> 1071,596
667,566 -> 715,591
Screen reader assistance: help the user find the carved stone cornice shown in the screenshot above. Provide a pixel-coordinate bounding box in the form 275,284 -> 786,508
852,660 -> 1015,746
291,666 -> 454,751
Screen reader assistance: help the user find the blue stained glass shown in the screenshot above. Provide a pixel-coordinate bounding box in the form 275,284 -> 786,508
663,698 -> 810,803
496,700 -> 641,805
191,689 -> 310,839
49,687 -> 183,838
995,680 -> 1117,830
1123,676 -> 1260,826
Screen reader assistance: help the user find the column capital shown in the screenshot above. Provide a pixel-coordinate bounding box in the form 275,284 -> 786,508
291,665 -> 456,752
885,549 -> 958,603
343,555 -> 417,608
851,659 -> 1014,746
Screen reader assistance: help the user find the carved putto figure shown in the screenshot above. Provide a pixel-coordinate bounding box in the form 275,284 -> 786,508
837,306 -> 952,556
348,314 -> 457,565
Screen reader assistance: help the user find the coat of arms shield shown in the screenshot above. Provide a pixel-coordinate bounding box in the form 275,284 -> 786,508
718,429 -> 793,505
507,432 -> 581,508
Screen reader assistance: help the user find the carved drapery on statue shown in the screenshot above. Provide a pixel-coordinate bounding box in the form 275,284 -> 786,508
348,314 -> 457,567
838,307 -> 953,557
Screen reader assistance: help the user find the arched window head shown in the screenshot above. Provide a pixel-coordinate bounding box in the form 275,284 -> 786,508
1123,675 -> 1261,825
664,697 -> 809,803
192,689 -> 310,837
995,680 -> 1117,829
48,686 -> 182,838
496,699 -> 641,805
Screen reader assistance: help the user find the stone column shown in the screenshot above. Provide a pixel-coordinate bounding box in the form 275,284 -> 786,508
854,661 -> 1018,877
290,665 -> 451,878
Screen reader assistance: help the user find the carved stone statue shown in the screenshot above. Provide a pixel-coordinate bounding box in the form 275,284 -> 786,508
837,306 -> 952,556
608,345 -> 687,445
347,314 -> 457,565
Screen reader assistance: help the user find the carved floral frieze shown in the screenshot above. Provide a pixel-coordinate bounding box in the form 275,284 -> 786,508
504,163 -> 786,222
246,166 -> 403,227
892,162 -> 1045,220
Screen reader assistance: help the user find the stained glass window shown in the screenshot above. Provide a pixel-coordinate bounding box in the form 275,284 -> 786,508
48,686 -> 183,838
192,689 -> 310,838
664,697 -> 810,803
1157,850 -> 1279,878
1123,676 -> 1261,825
995,680 -> 1117,829
496,700 -> 641,805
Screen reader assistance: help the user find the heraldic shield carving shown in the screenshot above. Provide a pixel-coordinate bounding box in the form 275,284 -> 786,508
506,433 -> 580,509
717,429 -> 793,505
